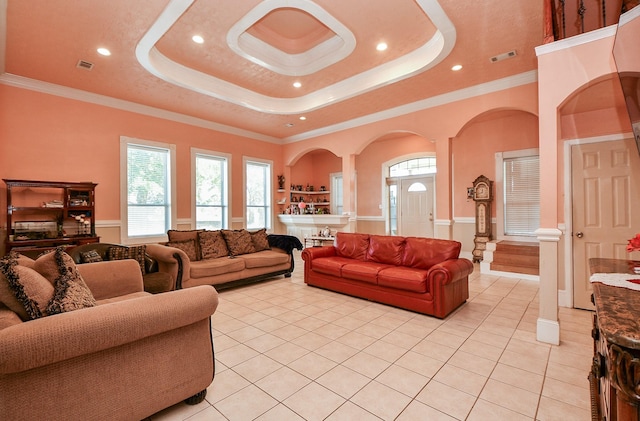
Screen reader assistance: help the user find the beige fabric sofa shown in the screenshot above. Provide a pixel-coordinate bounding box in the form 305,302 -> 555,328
147,232 -> 302,290
0,258 -> 219,421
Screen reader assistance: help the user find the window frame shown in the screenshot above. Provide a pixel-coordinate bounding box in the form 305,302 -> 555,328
191,148 -> 231,230
120,136 -> 176,244
495,148 -> 540,242
243,157 -> 273,230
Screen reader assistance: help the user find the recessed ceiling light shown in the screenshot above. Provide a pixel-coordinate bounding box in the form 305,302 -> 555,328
451,64 -> 463,71
284,123 -> 294,128
376,42 -> 388,51
293,82 -> 302,88
299,116 -> 306,121
192,35 -> 204,44
97,48 -> 111,56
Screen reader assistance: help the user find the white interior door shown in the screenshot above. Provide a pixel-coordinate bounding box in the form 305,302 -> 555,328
572,139 -> 640,309
400,176 -> 434,237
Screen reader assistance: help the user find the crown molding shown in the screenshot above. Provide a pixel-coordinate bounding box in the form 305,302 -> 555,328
0,72 -> 281,144
535,25 -> 616,56
284,70 -> 538,142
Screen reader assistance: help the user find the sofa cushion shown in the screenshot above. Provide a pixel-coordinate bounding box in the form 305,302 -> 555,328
378,266 -> 429,293
402,237 -> 461,270
311,256 -> 354,277
168,229 -> 204,260
166,239 -> 198,262
335,232 -> 370,261
222,229 -> 256,256
198,230 -> 229,259
34,249 -> 97,316
80,249 -> 103,263
190,257 -> 245,278
108,245 -> 148,275
0,255 -> 54,320
240,250 -> 289,269
367,235 -> 405,266
250,228 -> 271,252
341,261 -> 391,284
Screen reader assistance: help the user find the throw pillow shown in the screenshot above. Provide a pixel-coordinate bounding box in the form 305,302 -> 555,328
80,249 -> 103,263
166,239 -> 198,262
0,255 -> 54,320
198,230 -> 229,259
167,230 -> 203,260
34,248 -> 96,316
222,229 -> 256,256
108,245 -> 147,275
250,228 -> 271,252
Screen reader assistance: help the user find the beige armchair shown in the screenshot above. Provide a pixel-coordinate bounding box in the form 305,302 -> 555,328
0,258 -> 218,421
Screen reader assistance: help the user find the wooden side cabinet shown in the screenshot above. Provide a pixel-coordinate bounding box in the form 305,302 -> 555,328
589,258 -> 640,421
4,179 -> 99,257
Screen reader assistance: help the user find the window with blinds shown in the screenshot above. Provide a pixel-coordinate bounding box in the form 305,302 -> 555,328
195,153 -> 228,230
126,142 -> 173,238
503,155 -> 540,237
245,159 -> 271,229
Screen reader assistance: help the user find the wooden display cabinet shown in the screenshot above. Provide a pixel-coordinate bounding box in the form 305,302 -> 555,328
4,179 -> 99,257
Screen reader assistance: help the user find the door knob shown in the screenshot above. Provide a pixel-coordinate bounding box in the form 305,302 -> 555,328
576,232 -> 584,238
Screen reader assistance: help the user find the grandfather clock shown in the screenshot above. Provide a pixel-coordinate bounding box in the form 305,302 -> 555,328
471,175 -> 493,263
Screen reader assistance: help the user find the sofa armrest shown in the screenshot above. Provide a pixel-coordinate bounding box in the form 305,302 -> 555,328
76,259 -> 144,300
0,285 -> 218,374
301,246 -> 337,261
427,258 -> 474,286
145,243 -> 190,289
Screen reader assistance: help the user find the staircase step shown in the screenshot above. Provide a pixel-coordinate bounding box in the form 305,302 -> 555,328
494,241 -> 539,255
490,263 -> 539,276
491,253 -> 539,267
489,241 -> 540,276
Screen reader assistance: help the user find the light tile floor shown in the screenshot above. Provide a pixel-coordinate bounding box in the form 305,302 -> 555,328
151,254 -> 593,421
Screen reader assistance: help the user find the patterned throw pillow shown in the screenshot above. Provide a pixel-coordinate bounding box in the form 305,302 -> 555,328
108,245 -> 147,275
198,230 -> 229,259
221,229 -> 256,256
33,248 -> 96,316
0,255 -> 54,320
250,228 -> 271,252
80,249 -> 103,263
166,239 -> 198,262
167,230 -> 203,260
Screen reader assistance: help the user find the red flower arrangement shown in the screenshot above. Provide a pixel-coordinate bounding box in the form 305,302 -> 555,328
627,234 -> 640,252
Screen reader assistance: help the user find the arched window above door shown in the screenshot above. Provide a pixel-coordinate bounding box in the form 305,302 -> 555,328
389,157 -> 436,177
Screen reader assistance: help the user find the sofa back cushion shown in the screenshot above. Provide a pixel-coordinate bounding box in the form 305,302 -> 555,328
367,235 -> 405,266
335,232 -> 370,261
198,230 -> 229,259
168,229 -> 203,260
402,237 -> 461,270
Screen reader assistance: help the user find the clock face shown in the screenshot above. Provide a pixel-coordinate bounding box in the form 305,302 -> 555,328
474,183 -> 490,200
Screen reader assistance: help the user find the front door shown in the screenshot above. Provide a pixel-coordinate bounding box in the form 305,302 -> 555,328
572,139 -> 640,309
400,176 -> 434,237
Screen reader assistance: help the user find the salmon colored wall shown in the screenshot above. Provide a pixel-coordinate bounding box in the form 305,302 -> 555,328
0,85 -> 284,232
453,110 -> 539,218
283,83 -> 539,222
356,134 -> 435,216
537,30 -> 618,226
560,106 -> 631,139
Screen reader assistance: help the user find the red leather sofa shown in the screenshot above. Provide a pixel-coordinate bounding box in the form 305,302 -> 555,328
301,232 -> 474,318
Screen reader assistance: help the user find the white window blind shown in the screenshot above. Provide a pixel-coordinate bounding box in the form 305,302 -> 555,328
195,154 -> 228,230
127,143 -> 171,237
503,155 -> 540,237
246,160 -> 271,229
